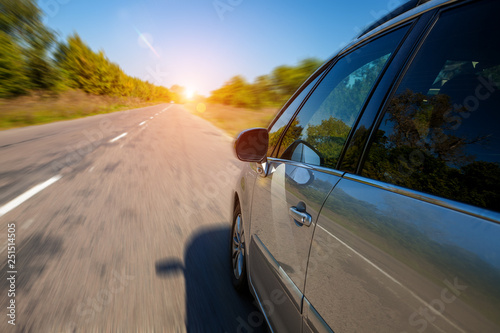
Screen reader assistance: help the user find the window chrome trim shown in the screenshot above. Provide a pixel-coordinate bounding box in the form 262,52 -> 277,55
303,297 -> 333,333
343,173 -> 500,224
266,62 -> 332,134
252,234 -> 303,310
267,158 -> 345,178
248,275 -> 275,333
267,63 -> 332,158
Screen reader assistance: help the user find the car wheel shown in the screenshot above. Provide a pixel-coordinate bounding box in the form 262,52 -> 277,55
231,202 -> 248,291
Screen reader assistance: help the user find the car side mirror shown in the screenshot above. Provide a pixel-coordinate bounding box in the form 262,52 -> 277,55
234,128 -> 269,163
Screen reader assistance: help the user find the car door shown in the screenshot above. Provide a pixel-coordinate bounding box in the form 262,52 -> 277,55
303,1 -> 500,332
247,25 -> 411,332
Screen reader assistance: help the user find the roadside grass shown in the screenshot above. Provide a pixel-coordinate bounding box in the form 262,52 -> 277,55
185,102 -> 278,138
0,90 -> 167,130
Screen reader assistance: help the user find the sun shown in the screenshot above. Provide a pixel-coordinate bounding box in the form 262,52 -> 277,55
184,88 -> 195,100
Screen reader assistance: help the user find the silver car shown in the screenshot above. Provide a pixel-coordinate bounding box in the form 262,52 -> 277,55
230,0 -> 500,332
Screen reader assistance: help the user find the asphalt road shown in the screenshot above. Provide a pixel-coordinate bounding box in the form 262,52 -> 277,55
0,104 -> 266,332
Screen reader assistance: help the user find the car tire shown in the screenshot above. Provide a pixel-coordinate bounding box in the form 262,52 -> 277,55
230,202 -> 248,292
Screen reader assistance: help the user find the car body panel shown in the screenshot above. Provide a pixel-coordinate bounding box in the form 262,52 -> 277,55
248,159 -> 342,332
231,1 -> 500,332
304,176 -> 500,332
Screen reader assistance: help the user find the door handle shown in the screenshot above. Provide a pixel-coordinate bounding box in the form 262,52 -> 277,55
289,207 -> 312,227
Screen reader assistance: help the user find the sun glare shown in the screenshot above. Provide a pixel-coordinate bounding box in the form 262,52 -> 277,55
184,88 -> 195,100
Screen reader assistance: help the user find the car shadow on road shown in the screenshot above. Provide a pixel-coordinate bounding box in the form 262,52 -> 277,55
155,225 -> 267,333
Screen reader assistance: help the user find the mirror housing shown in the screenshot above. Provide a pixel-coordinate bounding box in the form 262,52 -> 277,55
234,128 -> 269,162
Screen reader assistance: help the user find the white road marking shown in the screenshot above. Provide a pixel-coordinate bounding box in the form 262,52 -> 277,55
317,225 -> 465,333
162,105 -> 173,112
110,132 -> 128,143
139,121 -> 146,126
89,166 -> 95,172
150,117 -> 153,119
0,175 -> 62,218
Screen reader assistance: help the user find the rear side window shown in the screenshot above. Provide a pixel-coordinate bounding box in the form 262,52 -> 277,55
276,26 -> 409,169
362,0 -> 500,212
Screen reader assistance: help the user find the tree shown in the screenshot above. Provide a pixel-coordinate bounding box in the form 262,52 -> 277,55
363,89 -> 498,211
270,58 -> 322,103
250,75 -> 279,107
385,89 -> 477,165
0,0 -> 58,90
0,0 -> 172,102
0,31 -> 29,97
208,58 -> 322,109
305,117 -> 351,168
209,75 -> 255,108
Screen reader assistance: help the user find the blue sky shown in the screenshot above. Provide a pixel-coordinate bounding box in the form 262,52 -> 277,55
39,0 -> 407,96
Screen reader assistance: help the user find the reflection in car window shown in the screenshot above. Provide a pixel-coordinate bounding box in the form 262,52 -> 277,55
363,0 -> 500,212
277,27 -> 409,169
267,74 -> 321,157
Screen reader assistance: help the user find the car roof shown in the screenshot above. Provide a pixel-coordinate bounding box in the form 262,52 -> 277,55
357,0 -> 432,37
282,0 -> 464,124
334,0 -> 460,60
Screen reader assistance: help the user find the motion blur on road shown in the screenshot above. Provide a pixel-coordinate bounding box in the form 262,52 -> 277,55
0,104 -> 266,332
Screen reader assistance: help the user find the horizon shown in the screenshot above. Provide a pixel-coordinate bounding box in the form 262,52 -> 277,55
39,0 -> 408,96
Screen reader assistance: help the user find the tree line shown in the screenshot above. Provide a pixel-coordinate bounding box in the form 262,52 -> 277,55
0,0 -> 172,101
208,58 -> 323,109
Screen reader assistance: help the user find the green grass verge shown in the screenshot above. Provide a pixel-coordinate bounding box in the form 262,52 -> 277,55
0,90 -> 169,130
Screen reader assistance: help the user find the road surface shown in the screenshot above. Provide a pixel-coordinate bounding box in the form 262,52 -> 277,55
0,104 -> 265,332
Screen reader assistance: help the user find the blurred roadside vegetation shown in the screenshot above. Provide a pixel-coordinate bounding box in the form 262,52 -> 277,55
0,90 -> 161,128
208,58 -> 323,109
0,0 -> 177,129
1,0 -> 323,131
185,102 -> 277,138
187,58 -> 324,137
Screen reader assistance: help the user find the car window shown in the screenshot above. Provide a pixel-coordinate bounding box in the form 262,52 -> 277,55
362,0 -> 500,212
267,74 -> 322,157
277,26 -> 409,169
